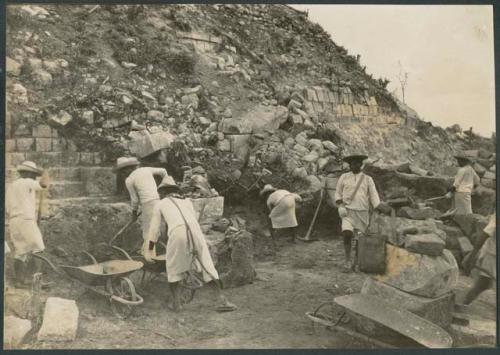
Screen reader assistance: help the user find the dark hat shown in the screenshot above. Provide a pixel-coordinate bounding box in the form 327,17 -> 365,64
454,152 -> 472,162
342,154 -> 368,163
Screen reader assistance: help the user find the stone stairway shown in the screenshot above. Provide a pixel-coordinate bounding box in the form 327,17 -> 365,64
5,123 -> 120,217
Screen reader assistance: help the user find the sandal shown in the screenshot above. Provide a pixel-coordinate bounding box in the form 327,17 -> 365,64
216,301 -> 237,312
296,236 -> 318,243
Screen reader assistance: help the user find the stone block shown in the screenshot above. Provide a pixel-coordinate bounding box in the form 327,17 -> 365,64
6,56 -> 21,76
6,152 -> 26,167
36,138 -> 52,152
409,165 -> 429,177
32,124 -> 52,138
6,139 -> 15,152
51,138 -> 66,152
37,297 -> 79,342
293,144 -> 309,156
375,245 -> 459,298
457,236 -> 473,255
228,134 -> 251,161
302,151 -> 319,163
304,88 -> 318,102
128,131 -> 175,158
49,181 -> 85,199
190,196 -> 224,223
463,150 -> 479,158
404,233 -> 445,256
79,152 -> 94,165
396,206 -> 441,220
483,170 -> 495,180
322,140 -> 339,153
15,138 -> 34,152
220,230 -> 257,288
217,139 -> 231,152
4,316 -> 32,348
361,278 -> 454,328
290,114 -> 303,125
49,110 -> 72,126
295,132 -> 308,146
481,178 -> 495,189
473,163 -> 486,177
80,167 -> 116,196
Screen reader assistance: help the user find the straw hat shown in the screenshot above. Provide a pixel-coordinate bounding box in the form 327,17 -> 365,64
114,157 -> 140,171
157,175 -> 179,192
259,184 -> 277,196
342,154 -> 368,163
17,161 -> 43,175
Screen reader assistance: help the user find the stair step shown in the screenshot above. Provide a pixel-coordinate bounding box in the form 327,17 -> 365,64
6,167 -> 83,182
48,181 -> 86,199
6,151 -> 103,168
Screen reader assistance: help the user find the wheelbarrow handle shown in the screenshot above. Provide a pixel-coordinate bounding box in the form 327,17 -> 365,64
32,252 -> 61,275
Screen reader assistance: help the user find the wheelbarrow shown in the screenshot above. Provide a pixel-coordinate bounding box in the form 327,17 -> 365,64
33,245 -> 144,319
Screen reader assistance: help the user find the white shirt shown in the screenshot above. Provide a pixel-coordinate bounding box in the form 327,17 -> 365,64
125,167 -> 168,210
454,165 -> 480,193
146,197 -> 200,243
335,172 -> 380,211
6,178 -> 44,220
481,214 -> 496,256
266,190 -> 301,210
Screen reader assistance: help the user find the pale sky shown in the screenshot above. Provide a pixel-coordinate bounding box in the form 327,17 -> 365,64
292,5 -> 495,137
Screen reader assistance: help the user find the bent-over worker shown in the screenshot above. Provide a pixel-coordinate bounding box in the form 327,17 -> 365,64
6,161 -> 50,288
260,184 -> 303,243
448,153 -> 480,215
335,154 -> 390,271
144,175 -> 237,312
115,157 -> 168,252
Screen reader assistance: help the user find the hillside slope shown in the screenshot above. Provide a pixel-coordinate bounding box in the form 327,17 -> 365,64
5,4 -> 495,189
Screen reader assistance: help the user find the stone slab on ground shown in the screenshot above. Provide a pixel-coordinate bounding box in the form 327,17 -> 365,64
404,233 -> 445,256
37,297 -> 79,342
4,316 -> 32,348
190,196 -> 224,224
220,230 -> 257,288
361,277 -> 454,328
450,319 -> 496,347
375,245 -> 459,298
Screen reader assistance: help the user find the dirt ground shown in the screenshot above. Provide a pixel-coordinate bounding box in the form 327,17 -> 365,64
5,229 -> 496,350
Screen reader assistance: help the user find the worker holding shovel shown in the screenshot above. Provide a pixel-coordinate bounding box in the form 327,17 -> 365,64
6,161 -> 51,288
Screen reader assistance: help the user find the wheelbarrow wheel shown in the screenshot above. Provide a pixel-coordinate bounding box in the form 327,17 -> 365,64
106,277 -> 138,319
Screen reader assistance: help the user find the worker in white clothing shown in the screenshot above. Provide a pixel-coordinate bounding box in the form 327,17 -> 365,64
448,153 -> 480,215
144,175 -> 237,312
260,184 -> 303,244
6,161 -> 50,288
114,157 -> 168,252
335,154 -> 391,271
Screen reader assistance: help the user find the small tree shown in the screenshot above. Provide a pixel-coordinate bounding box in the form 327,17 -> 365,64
397,61 -> 409,104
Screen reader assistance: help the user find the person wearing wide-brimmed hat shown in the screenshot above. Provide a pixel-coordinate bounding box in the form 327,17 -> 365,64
114,157 -> 168,251
6,161 -> 50,287
260,184 -> 303,244
457,206 -> 496,310
143,175 -> 237,312
335,154 -> 389,271
448,152 -> 480,215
